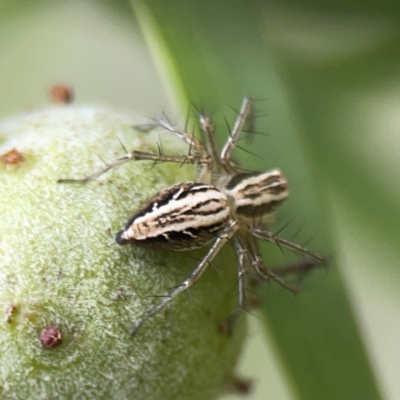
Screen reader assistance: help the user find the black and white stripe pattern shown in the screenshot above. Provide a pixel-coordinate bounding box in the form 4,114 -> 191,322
218,169 -> 289,218
116,182 -> 230,251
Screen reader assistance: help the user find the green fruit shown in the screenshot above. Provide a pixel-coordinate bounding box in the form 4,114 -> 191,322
0,107 -> 246,400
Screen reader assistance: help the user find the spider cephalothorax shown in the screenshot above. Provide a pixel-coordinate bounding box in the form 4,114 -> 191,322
59,97 -> 325,336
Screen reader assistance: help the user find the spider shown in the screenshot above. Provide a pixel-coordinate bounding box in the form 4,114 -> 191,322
59,97 -> 325,336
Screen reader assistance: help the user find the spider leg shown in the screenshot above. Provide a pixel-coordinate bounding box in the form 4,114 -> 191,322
245,226 -> 326,292
199,112 -> 223,174
271,258 -> 322,277
57,150 -> 210,184
219,236 -> 247,335
58,112 -> 216,184
245,235 -> 299,294
247,258 -> 323,295
271,259 -> 322,290
151,115 -> 208,158
249,225 -> 326,264
138,115 -> 214,183
131,220 -> 239,336
220,97 -> 254,173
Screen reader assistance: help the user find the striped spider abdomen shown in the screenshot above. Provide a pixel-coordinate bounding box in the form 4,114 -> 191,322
116,182 -> 230,251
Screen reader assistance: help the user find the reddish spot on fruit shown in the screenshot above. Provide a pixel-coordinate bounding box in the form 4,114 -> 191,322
0,148 -> 25,167
40,326 -> 62,348
49,84 -> 74,104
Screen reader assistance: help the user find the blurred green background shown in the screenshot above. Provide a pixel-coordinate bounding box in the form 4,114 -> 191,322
1,1 -> 400,399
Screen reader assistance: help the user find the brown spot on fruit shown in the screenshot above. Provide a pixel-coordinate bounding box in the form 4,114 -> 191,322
49,84 -> 74,104
0,148 -> 25,168
40,326 -> 62,348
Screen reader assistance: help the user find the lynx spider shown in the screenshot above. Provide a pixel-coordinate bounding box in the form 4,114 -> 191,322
59,97 -> 325,336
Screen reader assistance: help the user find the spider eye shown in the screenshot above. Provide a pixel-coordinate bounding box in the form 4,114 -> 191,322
223,170 -> 289,218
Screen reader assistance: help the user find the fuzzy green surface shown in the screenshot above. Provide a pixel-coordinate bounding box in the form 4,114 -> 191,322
0,107 -> 246,400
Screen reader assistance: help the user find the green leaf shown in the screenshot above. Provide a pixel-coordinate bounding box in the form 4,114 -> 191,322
132,0 -> 387,399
